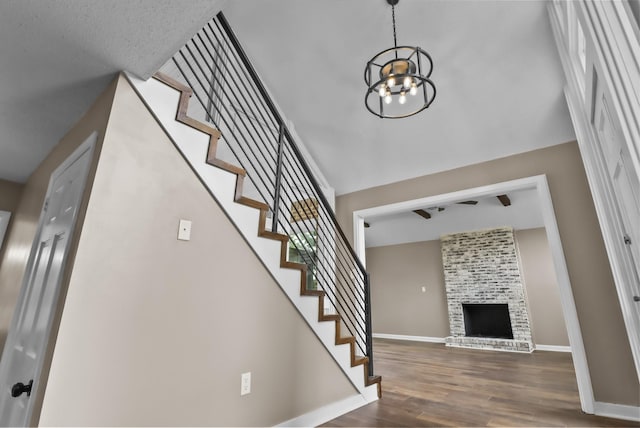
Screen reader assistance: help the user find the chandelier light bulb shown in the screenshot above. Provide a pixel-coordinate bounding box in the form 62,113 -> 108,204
399,91 -> 407,104
410,82 -> 418,96
403,76 -> 412,89
378,85 -> 386,97
387,76 -> 396,87
384,91 -> 392,104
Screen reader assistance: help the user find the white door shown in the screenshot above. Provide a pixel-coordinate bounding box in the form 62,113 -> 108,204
594,94 -> 640,293
0,133 -> 96,427
592,86 -> 640,377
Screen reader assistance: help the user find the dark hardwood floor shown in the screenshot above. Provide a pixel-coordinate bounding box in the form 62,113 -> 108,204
322,339 -> 639,427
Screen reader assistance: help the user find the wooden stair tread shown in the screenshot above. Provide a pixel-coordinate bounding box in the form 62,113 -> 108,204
336,337 -> 355,345
235,196 -> 268,211
259,230 -> 289,242
319,314 -> 341,322
352,356 -> 368,366
367,375 -> 382,384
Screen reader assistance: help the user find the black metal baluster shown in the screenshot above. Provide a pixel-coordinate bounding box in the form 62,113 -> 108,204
363,272 -> 374,376
272,125 -> 285,233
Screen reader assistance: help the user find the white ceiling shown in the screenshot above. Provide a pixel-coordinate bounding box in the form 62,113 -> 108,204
0,0 -> 575,201
364,188 -> 544,248
223,0 -> 576,195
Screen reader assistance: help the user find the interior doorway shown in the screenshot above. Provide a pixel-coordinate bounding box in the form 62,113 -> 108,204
352,174 -> 595,413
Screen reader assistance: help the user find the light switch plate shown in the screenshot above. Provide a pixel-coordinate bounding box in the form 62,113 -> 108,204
241,372 -> 251,395
178,219 -> 192,241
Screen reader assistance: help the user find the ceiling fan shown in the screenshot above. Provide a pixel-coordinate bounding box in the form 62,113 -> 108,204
365,195 -> 511,227
413,195 -> 510,220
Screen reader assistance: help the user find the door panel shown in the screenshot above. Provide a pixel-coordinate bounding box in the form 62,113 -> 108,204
0,133 -> 96,427
592,74 -> 640,375
594,92 -> 640,282
612,152 -> 640,282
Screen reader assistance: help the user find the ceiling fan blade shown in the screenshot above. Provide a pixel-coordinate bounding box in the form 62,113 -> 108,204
457,200 -> 478,205
497,194 -> 511,206
413,209 -> 431,219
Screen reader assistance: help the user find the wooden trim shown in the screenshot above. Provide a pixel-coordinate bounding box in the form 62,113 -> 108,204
151,72 -> 381,397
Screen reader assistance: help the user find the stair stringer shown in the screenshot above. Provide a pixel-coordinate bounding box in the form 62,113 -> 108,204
125,72 -> 379,403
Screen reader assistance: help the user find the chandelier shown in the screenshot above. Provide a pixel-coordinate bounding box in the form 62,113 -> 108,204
364,0 -> 436,119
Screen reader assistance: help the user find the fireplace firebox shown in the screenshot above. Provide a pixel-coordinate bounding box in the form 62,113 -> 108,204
462,303 -> 514,339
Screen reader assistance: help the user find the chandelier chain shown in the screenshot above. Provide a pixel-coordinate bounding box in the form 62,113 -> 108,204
391,3 -> 397,47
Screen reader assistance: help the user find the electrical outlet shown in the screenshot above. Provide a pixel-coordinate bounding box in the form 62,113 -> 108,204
241,372 -> 251,395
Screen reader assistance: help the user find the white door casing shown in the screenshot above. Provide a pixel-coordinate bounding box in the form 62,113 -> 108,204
352,175 -> 596,413
0,211 -> 11,252
0,132 -> 97,427
593,81 -> 640,280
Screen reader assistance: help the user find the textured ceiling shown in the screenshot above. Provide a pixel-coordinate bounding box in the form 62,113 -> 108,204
0,0 -> 223,183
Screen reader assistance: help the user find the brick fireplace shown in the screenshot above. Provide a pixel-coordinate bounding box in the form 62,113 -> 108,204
441,227 -> 533,352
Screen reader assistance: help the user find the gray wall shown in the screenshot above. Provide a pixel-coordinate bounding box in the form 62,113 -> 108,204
37,75 -> 357,426
366,228 -> 569,347
368,239 -> 448,338
516,228 -> 569,346
0,179 -> 23,213
338,141 -> 639,406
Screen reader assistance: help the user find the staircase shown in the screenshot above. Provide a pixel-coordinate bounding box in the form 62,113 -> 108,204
126,11 -> 381,402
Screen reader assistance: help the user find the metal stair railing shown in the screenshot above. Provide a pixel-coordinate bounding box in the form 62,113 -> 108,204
158,12 -> 375,376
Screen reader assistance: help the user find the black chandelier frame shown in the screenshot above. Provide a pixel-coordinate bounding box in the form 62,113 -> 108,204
363,0 -> 436,119
364,45 -> 436,119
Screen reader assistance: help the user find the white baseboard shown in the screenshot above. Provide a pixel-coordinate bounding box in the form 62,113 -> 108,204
373,333 -> 445,343
275,393 -> 372,427
535,344 -> 572,352
594,401 -> 640,422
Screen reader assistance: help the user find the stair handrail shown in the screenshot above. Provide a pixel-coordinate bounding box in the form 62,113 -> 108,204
216,12 -> 368,277
159,11 -> 375,378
